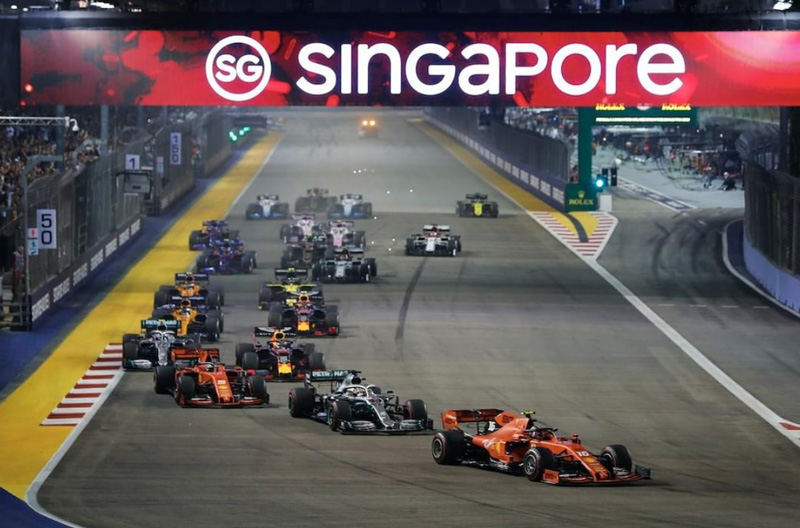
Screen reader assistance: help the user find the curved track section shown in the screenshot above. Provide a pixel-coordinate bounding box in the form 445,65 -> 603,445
39,112 -> 800,528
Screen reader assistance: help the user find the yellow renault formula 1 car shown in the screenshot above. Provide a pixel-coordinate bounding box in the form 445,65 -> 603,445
258,268 -> 324,310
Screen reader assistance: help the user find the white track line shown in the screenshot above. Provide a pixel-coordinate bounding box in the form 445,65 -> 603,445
29,139 -> 284,526
426,120 -> 800,450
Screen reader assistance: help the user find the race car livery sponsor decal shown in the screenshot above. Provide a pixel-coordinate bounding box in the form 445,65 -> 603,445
90,250 -> 104,272
72,262 -> 88,286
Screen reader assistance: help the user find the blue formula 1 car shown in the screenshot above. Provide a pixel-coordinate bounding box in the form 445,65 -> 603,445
189,220 -> 240,250
246,194 -> 290,220
196,239 -> 257,274
327,194 -> 373,219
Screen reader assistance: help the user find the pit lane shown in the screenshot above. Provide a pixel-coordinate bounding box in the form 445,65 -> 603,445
38,111 -> 800,527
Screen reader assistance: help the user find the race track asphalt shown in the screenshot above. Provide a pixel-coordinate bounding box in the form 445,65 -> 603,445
38,110 -> 800,528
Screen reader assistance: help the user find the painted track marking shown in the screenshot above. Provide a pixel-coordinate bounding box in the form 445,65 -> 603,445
424,118 -> 800,450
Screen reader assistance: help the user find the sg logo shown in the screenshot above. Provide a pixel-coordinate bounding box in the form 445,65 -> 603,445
205,35 -> 272,102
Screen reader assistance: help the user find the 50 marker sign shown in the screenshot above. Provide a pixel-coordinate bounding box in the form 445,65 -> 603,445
37,209 -> 57,249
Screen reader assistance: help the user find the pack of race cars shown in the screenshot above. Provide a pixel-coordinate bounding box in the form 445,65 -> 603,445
120,187 -> 650,485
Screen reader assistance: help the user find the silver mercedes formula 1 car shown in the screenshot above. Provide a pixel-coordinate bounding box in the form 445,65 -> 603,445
288,370 -> 433,434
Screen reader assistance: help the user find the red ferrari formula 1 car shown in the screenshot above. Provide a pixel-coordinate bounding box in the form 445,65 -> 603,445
153,352 -> 268,408
432,409 -> 650,485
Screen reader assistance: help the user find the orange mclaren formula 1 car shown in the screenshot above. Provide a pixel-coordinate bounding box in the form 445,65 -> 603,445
153,354 -> 268,408
432,409 -> 651,485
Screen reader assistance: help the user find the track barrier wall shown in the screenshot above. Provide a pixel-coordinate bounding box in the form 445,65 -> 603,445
5,109 -> 236,328
743,161 -> 800,315
424,108 -> 568,210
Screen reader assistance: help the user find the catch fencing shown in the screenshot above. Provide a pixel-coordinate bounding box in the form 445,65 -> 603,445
425,107 -> 569,209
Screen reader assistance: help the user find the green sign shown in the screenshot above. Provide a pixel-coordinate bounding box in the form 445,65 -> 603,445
565,184 -> 597,212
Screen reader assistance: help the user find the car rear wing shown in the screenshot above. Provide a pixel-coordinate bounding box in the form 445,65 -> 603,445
175,272 -> 210,283
440,409 -> 506,429
275,267 -> 309,279
141,319 -> 181,330
327,220 -> 355,229
166,295 -> 207,305
466,193 -> 488,200
257,194 -> 280,200
423,224 -> 451,234
202,220 -> 228,227
339,194 -> 363,200
306,369 -> 355,382
172,348 -> 221,362
307,188 -> 329,195
253,326 -> 297,338
292,213 -> 316,221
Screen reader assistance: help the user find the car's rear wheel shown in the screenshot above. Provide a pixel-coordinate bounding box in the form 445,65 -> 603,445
206,290 -> 222,309
289,387 -> 315,417
432,431 -> 465,465
204,315 -> 220,341
308,352 -> 325,371
235,342 -> 255,366
268,305 -> 283,328
601,444 -> 633,472
523,447 -> 556,482
241,351 -> 259,372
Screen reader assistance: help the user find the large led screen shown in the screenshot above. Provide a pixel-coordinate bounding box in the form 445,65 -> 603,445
19,30 -> 800,106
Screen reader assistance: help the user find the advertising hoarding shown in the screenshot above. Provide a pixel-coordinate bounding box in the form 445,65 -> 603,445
19,30 -> 800,106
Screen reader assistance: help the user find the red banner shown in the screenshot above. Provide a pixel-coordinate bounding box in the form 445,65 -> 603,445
19,30 -> 800,106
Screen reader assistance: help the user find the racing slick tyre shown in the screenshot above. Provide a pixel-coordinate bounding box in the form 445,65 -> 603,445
308,352 -> 325,371
363,203 -> 373,217
353,231 -> 366,248
522,447 -> 556,482
311,263 -> 323,281
276,203 -> 290,217
122,333 -> 139,345
153,290 -> 170,308
405,238 -> 415,255
294,197 -> 309,213
208,310 -> 224,333
176,375 -> 196,405
189,230 -> 203,250
241,352 -> 259,372
153,365 -> 175,394
359,264 -> 371,283
206,290 -> 222,309
235,343 -> 256,366
122,342 -> 139,369
204,315 -> 221,341
601,444 -> 633,472
404,399 -> 428,421
258,285 -> 273,308
279,224 -> 291,242
325,306 -> 340,335
245,203 -> 261,220
242,255 -> 255,274
432,431 -> 465,465
324,246 -> 336,260
456,202 -> 465,217
288,387 -> 315,417
247,375 -> 268,402
329,400 -> 352,432
268,305 -> 283,328
365,258 -> 377,277
328,203 -> 344,217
